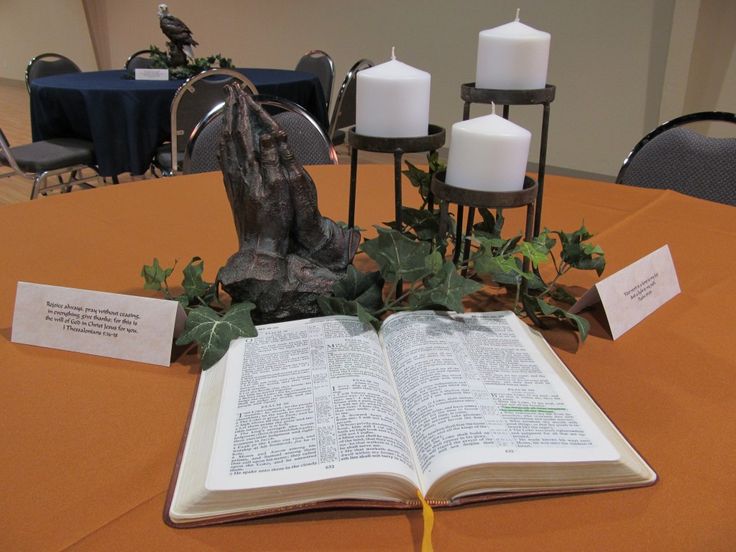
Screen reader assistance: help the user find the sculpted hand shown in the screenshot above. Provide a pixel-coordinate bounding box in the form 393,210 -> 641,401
218,84 -> 361,320
220,85 -> 292,257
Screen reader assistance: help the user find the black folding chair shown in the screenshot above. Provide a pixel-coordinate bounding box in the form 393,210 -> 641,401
183,94 -> 337,174
152,68 -> 258,176
296,50 -> 335,114
0,127 -> 98,199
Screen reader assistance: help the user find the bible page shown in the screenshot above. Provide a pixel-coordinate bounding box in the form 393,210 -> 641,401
380,311 -> 619,492
205,315 -> 420,491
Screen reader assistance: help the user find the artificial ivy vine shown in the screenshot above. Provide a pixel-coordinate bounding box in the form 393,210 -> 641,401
141,157 -> 605,369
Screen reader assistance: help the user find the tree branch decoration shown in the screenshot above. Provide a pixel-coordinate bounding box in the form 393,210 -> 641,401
141,105 -> 605,370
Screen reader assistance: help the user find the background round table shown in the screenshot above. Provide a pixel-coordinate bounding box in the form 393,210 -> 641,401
30,69 -> 328,177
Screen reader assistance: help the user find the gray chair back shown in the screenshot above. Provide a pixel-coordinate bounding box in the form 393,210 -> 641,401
182,103 -> 225,174
125,49 -> 156,75
328,58 -> 373,145
183,94 -> 337,174
616,111 -> 736,205
295,50 -> 335,112
25,53 -> 81,93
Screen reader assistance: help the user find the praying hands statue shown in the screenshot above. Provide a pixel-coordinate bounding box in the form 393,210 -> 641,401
217,85 -> 360,321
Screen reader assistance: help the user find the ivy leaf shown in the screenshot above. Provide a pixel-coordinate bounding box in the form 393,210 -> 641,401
399,206 -> 443,242
355,303 -> 381,330
333,265 -> 384,311
517,241 -> 550,269
473,208 -> 505,237
182,257 -> 213,301
410,260 -> 483,312
318,296 -> 359,316
549,285 -> 578,305
472,237 -> 524,279
427,150 -> 446,174
532,297 -> 590,341
535,230 -> 557,251
402,161 -> 432,199
555,225 -> 606,276
317,297 -> 382,330
360,227 -> 432,283
425,250 -> 444,274
175,302 -> 257,370
140,258 -> 174,292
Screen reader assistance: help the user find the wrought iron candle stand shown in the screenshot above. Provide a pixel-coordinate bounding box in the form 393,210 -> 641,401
431,171 -> 538,282
460,83 -> 555,237
345,124 -> 446,229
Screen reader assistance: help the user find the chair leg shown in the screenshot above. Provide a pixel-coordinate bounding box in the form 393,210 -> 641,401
60,174 -> 72,193
31,174 -> 45,199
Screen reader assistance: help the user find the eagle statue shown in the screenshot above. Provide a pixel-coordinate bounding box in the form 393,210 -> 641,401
157,4 -> 198,65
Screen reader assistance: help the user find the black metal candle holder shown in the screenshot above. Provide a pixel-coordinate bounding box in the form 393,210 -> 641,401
460,83 -> 555,237
431,171 -> 537,278
346,124 -> 446,229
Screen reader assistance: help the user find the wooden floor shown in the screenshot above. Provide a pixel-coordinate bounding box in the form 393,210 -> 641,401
0,77 -> 440,206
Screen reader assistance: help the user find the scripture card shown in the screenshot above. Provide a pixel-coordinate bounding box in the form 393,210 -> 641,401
569,245 -> 681,340
11,282 -> 186,366
135,68 -> 169,80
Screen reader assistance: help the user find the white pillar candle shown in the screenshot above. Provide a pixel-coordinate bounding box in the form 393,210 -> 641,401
445,105 -> 531,192
356,48 -> 431,137
475,9 -> 550,90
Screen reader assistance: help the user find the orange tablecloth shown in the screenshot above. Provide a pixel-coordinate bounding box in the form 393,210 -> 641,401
1,165 -> 734,551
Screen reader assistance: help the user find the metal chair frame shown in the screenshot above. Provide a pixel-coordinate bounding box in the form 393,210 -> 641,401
159,68 -> 258,176
0,128 -> 99,199
124,49 -> 157,74
25,52 -> 81,94
328,58 -> 374,145
296,49 -> 335,113
616,111 -> 736,183
183,94 -> 337,174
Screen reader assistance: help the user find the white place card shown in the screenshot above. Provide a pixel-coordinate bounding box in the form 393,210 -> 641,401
135,68 -> 169,81
569,245 -> 681,340
11,282 -> 186,366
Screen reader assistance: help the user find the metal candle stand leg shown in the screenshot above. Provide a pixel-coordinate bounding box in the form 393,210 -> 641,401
346,125 -> 446,295
460,83 -> 555,238
346,125 -> 446,229
431,172 -> 538,290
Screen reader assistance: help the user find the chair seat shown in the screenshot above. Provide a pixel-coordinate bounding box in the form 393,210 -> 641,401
3,138 -> 95,173
154,143 -> 184,173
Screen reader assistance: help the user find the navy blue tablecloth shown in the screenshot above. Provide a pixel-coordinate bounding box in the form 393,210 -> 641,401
30,69 -> 328,177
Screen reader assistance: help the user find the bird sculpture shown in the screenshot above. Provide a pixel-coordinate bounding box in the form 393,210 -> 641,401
157,3 -> 198,66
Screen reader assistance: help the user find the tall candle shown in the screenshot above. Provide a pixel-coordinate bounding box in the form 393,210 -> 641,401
475,10 -> 550,90
445,105 -> 531,192
355,48 -> 431,137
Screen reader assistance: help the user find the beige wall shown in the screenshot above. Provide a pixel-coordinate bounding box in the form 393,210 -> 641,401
2,0 -> 734,178
0,0 -> 97,77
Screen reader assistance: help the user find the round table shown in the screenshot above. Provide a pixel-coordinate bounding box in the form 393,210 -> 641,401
30,69 -> 328,177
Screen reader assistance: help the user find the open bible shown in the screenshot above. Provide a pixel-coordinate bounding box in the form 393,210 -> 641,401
165,311 -> 656,526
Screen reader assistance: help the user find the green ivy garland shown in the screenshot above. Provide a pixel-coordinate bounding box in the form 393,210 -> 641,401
147,45 -> 234,80
141,157 -> 605,369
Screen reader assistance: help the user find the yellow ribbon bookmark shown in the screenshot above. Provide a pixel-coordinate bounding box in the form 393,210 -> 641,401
416,489 -> 435,552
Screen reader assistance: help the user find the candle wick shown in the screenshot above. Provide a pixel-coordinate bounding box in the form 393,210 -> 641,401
391,46 -> 396,60
515,7 -> 520,21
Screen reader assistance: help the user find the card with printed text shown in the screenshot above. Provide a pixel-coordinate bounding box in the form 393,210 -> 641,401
569,245 -> 681,339
11,282 -> 186,366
